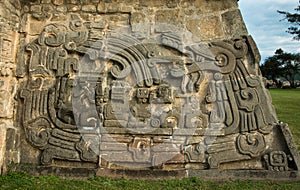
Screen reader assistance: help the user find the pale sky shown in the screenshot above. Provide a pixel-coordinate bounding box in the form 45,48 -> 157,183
239,0 -> 300,63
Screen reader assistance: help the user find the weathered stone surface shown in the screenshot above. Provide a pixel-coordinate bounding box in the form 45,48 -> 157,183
56,5 -> 67,13
195,0 -> 238,13
130,12 -> 149,34
0,0 -> 19,174
155,9 -> 185,32
52,0 -> 64,6
186,16 -> 225,41
0,0 -> 299,181
27,15 -> 46,35
96,1 -> 105,12
30,5 -> 42,13
82,5 -> 96,12
139,0 -> 166,7
5,127 -> 20,164
41,0 -> 52,3
67,5 -> 81,12
222,9 -> 248,37
42,4 -> 54,13
0,77 -> 16,118
0,122 -> 7,174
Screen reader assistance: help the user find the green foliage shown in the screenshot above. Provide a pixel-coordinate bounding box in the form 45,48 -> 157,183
278,2 -> 300,40
260,49 -> 300,88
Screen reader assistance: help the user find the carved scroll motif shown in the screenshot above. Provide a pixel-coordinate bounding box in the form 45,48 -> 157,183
205,37 -> 277,135
183,37 -> 277,169
237,132 -> 266,157
264,151 -> 290,171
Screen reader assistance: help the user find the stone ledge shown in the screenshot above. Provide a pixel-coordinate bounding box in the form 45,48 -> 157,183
8,165 -> 300,181
97,168 -> 186,180
10,165 -> 97,179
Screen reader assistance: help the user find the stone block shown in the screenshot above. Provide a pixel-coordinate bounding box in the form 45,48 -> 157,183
131,12 -> 148,25
155,9 -> 185,32
19,137 -> 42,164
153,152 -> 184,166
65,0 -> 78,4
162,163 -> 185,170
1,121 -> 20,171
0,0 -> 20,16
180,0 -> 195,8
139,0 -> 180,8
67,5 -> 81,12
9,0 -> 21,10
139,0 -> 165,7
152,143 -> 181,152
5,127 -> 17,153
119,5 -> 132,13
56,5 -> 67,13
81,0 -> 97,4
52,0 -> 64,6
97,2 -> 105,13
105,13 -> 130,27
186,16 -> 225,41
195,0 -> 238,13
100,142 -> 128,151
101,151 -> 134,162
0,32 -> 14,64
0,122 -> 7,174
82,5 -> 97,13
166,0 -> 179,8
41,0 -> 52,3
42,4 -> 54,13
0,89 -> 11,117
0,77 -> 16,118
30,5 -> 42,13
130,12 -> 150,34
101,134 -> 133,143
222,9 -> 248,38
50,13 -> 68,21
28,15 -> 47,35
106,3 -> 120,13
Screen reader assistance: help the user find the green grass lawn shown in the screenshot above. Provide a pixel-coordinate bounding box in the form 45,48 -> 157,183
269,89 -> 300,151
1,171 -> 300,190
0,89 -> 300,189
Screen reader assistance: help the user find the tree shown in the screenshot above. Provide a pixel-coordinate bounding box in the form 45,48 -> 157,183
260,49 -> 300,88
260,54 -> 282,88
278,1 -> 300,40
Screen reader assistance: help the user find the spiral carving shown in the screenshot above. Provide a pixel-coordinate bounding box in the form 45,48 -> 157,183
38,24 -> 67,47
26,117 -> 51,149
215,53 -> 228,67
150,118 -> 161,128
237,133 -> 266,157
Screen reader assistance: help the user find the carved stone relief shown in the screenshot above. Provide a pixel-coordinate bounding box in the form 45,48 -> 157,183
14,12 -> 299,175
264,151 -> 290,171
0,33 -> 13,63
0,9 -> 19,173
0,31 -> 17,118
